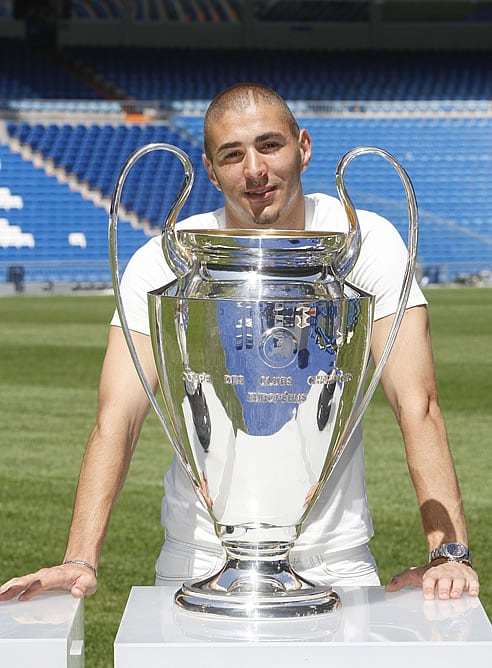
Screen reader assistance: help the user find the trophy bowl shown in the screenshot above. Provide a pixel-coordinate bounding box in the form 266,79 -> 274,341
109,144 -> 418,618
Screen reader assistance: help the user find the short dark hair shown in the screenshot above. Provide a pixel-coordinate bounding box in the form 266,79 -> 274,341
204,83 -> 300,159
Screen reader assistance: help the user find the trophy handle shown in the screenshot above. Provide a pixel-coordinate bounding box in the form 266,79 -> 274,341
332,148 -> 362,278
108,143 -> 196,464
333,146 -> 419,463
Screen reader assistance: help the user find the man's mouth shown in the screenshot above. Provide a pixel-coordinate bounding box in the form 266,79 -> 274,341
245,186 -> 276,201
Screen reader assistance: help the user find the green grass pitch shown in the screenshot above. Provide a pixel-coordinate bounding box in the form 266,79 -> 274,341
0,289 -> 490,665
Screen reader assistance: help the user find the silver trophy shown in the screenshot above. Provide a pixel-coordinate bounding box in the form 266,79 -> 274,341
109,143 -> 418,618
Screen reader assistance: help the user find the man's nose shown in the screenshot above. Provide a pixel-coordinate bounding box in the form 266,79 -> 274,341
244,149 -> 266,179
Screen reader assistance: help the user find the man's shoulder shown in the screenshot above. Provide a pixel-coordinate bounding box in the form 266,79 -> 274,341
306,192 -> 397,237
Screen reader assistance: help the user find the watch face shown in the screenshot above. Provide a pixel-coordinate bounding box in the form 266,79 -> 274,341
446,542 -> 466,558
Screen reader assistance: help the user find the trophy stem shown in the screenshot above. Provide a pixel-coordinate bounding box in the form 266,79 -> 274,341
174,539 -> 341,618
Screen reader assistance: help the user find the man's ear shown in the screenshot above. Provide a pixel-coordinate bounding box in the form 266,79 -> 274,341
298,129 -> 312,173
202,154 -> 221,191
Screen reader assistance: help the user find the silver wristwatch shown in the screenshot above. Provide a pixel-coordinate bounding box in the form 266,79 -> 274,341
429,542 -> 472,566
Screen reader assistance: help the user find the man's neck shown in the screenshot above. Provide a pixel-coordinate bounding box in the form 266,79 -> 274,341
224,197 -> 306,231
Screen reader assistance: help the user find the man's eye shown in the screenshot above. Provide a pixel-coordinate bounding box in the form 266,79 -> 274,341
223,151 -> 242,161
262,142 -> 281,151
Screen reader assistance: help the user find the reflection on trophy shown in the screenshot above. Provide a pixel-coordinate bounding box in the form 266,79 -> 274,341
109,143 -> 418,618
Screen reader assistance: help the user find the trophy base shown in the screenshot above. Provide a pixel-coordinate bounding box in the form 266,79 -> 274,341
174,557 -> 341,619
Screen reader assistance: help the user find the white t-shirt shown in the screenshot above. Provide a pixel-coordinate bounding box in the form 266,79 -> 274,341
111,193 -> 426,557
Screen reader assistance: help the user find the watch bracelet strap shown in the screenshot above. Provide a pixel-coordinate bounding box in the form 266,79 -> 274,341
429,543 -> 472,566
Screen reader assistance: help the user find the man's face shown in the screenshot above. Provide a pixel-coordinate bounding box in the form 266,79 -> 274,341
202,102 -> 312,230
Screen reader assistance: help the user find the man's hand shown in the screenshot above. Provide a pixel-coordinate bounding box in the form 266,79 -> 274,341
386,561 -> 479,600
0,564 -> 97,601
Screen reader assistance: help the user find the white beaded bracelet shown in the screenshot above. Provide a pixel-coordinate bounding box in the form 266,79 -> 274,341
63,559 -> 98,578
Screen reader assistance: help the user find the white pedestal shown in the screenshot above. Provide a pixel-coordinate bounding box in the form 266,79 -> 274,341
0,591 -> 84,668
114,585 -> 492,668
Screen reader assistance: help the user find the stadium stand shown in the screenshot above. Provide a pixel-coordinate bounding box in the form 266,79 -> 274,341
0,3 -> 491,290
65,0 -> 492,24
61,47 -> 492,105
69,0 -> 241,22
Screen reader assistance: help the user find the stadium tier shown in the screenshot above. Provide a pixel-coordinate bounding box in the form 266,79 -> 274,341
2,40 -> 491,106
0,40 -> 104,105
2,115 -> 490,285
63,47 -> 492,104
0,44 -> 491,287
70,0 -> 242,22
56,1 -> 492,24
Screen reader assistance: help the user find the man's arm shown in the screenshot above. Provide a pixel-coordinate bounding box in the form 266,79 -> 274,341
0,326 -> 157,601
370,305 -> 479,600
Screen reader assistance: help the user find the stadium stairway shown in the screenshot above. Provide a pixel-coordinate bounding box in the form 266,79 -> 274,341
0,119 -> 223,287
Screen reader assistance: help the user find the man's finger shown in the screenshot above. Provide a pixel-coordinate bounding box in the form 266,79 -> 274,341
1,565 -> 97,601
467,573 -> 480,597
434,575 -> 453,600
17,579 -> 45,601
385,566 -> 423,592
0,577 -> 39,601
449,575 -> 467,600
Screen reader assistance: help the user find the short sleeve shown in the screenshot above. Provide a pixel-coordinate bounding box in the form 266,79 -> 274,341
348,210 -> 427,321
109,210 -> 224,334
110,236 -> 175,335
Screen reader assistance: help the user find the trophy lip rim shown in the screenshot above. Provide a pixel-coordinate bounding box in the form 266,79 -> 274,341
176,228 -> 345,240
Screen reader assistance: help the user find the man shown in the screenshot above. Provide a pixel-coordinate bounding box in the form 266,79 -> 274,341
0,83 -> 479,602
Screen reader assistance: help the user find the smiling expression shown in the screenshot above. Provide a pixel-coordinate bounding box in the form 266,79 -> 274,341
202,101 -> 312,231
